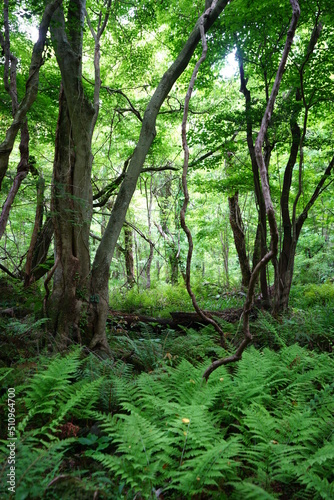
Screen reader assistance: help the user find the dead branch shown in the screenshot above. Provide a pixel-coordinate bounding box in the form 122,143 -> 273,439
203,0 -> 301,381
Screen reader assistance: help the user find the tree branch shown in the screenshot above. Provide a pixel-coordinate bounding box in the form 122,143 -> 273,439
204,0 -> 301,380
0,0 -> 62,189
0,263 -> 18,280
93,162 -> 179,207
179,0 -> 226,346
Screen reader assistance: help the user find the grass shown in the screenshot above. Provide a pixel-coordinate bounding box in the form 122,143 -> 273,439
109,280 -> 244,317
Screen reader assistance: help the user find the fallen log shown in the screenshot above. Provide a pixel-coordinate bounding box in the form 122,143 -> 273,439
107,307 -> 245,332
170,308 -> 244,327
108,311 -> 172,328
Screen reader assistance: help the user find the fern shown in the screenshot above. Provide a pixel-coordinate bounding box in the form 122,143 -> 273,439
171,438 -> 242,495
293,437 -> 334,499
89,411 -> 173,495
18,347 -> 103,436
86,345 -> 334,498
0,347 -> 106,498
229,481 -> 278,499
23,349 -> 82,413
89,359 -> 242,496
0,438 -> 74,499
1,337 -> 333,499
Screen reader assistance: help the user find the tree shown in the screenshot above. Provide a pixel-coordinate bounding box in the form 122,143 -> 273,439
190,0 -> 333,313
0,0 -> 230,350
204,0 -> 301,380
234,6 -> 334,311
1,0 -> 333,358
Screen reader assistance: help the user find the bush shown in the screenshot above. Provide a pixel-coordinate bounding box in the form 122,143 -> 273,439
290,282 -> 334,307
293,233 -> 333,285
109,282 -> 193,317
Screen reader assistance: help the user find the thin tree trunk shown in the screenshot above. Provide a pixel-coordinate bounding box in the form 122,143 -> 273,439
180,0 -> 226,346
0,0 -> 62,188
0,122 -> 30,239
169,251 -> 179,285
220,226 -> 229,287
124,226 -> 135,288
237,50 -> 269,301
24,174 -> 45,287
30,216 -> 54,281
146,244 -> 154,289
274,21 -> 324,312
144,175 -> 154,288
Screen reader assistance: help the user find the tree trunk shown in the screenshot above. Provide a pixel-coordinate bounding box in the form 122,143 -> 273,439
89,0 -> 229,347
237,50 -> 269,301
169,251 -> 179,285
220,228 -> 229,287
146,243 -> 154,289
273,115 -> 300,312
47,86 -> 94,348
273,22 -> 325,312
0,121 -> 30,240
228,192 -> 251,288
0,0 -> 62,188
144,175 -> 154,288
203,0 -> 301,380
30,216 -> 54,281
24,173 -> 45,287
156,259 -> 161,280
123,226 -> 135,288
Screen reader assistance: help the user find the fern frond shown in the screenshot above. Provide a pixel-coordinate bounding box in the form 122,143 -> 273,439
89,411 -> 172,495
229,481 -> 278,499
170,437 -> 242,495
24,348 -> 82,410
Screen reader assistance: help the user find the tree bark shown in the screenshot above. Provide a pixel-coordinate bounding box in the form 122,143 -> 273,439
228,192 -> 251,288
47,0 -> 114,351
47,86 -> 92,348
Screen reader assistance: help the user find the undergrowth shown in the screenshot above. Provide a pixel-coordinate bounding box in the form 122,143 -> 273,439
0,277 -> 333,499
1,337 -> 333,499
108,281 -> 243,317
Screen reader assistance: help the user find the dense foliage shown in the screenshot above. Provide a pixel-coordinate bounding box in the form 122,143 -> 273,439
0,0 -> 333,497
1,300 -> 334,499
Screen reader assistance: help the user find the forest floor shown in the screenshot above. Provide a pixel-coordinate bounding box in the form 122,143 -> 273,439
0,278 -> 333,499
